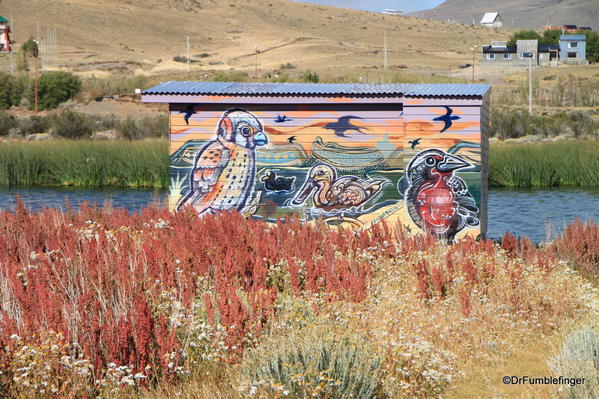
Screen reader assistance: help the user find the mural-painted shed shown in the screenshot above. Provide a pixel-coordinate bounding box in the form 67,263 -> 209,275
142,82 -> 491,241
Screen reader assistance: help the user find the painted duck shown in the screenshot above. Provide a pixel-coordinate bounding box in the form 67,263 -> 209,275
292,164 -> 385,212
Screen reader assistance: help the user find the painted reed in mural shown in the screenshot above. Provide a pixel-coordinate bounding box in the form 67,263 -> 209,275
0,205 -> 596,398
0,139 -> 168,188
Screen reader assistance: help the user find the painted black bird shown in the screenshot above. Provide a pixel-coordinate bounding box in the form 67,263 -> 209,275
323,116 -> 369,137
287,136 -> 298,144
182,105 -> 197,125
408,138 -> 422,150
403,149 -> 479,241
275,114 -> 293,123
433,106 -> 460,133
261,170 -> 295,192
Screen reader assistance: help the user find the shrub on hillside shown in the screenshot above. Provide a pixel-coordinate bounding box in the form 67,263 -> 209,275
50,110 -> 94,139
29,71 -> 81,110
0,73 -> 27,110
0,111 -> 17,136
116,115 -> 168,140
301,70 -> 320,83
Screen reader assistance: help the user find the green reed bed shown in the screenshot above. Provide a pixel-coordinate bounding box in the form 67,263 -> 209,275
490,140 -> 599,188
0,139 -> 168,188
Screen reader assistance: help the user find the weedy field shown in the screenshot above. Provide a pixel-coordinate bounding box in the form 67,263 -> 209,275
0,205 -> 597,398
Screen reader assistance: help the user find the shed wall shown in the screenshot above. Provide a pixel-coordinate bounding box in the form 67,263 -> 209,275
168,99 -> 486,240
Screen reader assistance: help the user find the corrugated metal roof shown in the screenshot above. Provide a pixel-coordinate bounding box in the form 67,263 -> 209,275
560,35 -> 586,40
142,82 -> 490,98
480,12 -> 499,24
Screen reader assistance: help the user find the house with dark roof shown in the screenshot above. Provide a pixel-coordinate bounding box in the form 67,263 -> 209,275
482,40 -> 559,66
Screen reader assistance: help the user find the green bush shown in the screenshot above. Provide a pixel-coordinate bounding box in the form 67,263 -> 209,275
548,321 -> 599,399
213,70 -> 249,82
0,73 -> 26,110
116,115 -> 168,140
507,30 -> 542,46
301,70 -> 320,83
29,71 -> 81,110
0,111 -> 17,136
50,110 -> 94,139
239,325 -> 382,398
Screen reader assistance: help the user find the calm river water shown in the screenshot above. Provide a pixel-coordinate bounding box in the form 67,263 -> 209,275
0,187 -> 598,242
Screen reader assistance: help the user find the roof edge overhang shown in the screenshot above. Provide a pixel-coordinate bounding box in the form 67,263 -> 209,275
141,93 -> 485,104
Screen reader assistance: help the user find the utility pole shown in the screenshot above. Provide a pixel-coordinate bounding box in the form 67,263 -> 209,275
186,36 -> 190,72
471,45 -> 477,82
528,54 -> 533,115
383,31 -> 388,70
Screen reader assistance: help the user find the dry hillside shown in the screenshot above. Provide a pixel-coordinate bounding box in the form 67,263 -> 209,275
0,0 -> 510,77
416,0 -> 598,29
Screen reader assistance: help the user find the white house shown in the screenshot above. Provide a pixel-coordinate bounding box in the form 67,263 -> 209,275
480,12 -> 503,28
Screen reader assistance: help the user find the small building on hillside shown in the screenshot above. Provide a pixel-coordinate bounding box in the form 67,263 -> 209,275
560,35 -> 587,64
482,40 -> 559,66
563,25 -> 578,33
480,12 -> 503,28
0,16 -> 11,53
141,82 -> 491,241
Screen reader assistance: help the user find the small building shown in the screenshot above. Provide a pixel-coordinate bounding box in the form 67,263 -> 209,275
381,9 -> 402,15
141,82 -> 490,241
482,40 -> 559,66
480,12 -> 503,28
560,35 -> 587,64
579,27 -> 592,31
0,16 -> 11,53
563,25 -> 578,33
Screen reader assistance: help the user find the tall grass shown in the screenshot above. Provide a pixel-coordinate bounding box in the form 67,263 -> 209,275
490,141 -> 599,188
0,139 -> 168,188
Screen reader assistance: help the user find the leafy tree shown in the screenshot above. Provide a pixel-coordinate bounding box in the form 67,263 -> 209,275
20,36 -> 38,58
507,30 -> 542,46
29,71 -> 81,110
0,73 -> 26,109
575,30 -> 599,63
541,29 -> 561,45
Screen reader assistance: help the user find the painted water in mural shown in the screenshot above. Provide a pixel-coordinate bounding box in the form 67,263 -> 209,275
169,103 -> 482,240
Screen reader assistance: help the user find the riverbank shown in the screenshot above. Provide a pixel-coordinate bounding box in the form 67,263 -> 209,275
0,207 -> 596,398
1,139 -> 598,189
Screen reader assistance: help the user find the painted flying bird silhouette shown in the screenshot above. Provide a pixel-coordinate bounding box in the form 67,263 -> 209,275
433,106 -> 461,133
177,108 -> 269,215
261,170 -> 295,192
404,149 -> 479,241
408,138 -> 422,150
182,105 -> 197,125
275,114 -> 293,123
287,136 -> 297,144
292,164 -> 385,212
323,116 -> 369,137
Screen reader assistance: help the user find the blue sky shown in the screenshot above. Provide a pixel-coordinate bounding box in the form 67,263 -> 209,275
296,1 -> 445,13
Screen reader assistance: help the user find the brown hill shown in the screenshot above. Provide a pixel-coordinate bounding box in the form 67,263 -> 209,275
414,0 -> 598,29
0,0 -> 509,77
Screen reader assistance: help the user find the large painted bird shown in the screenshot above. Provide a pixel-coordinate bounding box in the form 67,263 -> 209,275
176,108 -> 268,216
323,116 -> 369,137
292,164 -> 385,212
404,149 -> 479,241
433,106 -> 460,133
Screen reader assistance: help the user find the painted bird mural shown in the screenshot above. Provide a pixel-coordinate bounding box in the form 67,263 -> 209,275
323,116 -> 369,137
408,138 -> 422,150
287,136 -> 297,144
181,104 -> 197,125
433,106 -> 460,133
404,149 -> 479,241
176,108 -> 269,215
261,170 -> 295,192
275,114 -> 293,123
292,164 -> 385,212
